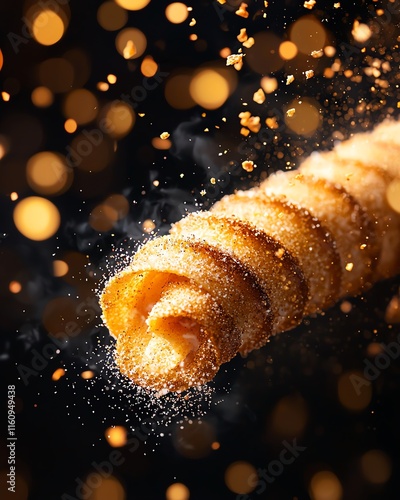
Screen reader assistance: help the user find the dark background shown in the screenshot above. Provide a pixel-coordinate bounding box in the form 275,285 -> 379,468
1,0 -> 400,499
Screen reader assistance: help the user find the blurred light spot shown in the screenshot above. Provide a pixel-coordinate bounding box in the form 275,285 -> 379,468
10,192 -> 18,201
26,151 -> 73,195
166,482 -> 190,500
81,370 -> 95,379
141,56 -> 158,77
152,137 -> 172,150
360,449 -> 392,484
268,393 -> 308,440
38,58 -> 74,93
385,293 -> 400,323
116,28 -> 147,59
352,20 -> 372,43
211,441 -> 220,450
53,260 -> 69,277
9,281 -> 22,294
42,296 -> 80,337
310,471 -> 343,500
104,194 -> 129,219
69,133 -> 114,172
102,102 -> 135,138
285,98 -> 321,136
114,0 -> 151,10
106,74 -> 117,85
97,1 -> 128,31
142,219 -> 156,233
246,32 -> 283,74
52,368 -> 66,381
0,49 -> 3,71
90,204 -> 119,232
220,47 -> 231,58
338,370 -> 372,411
64,118 -> 78,133
31,86 -> 54,108
172,420 -> 215,458
366,342 -> 383,357
290,16 -> 327,54
2,91 -> 10,101
225,461 -> 257,494
165,72 -> 195,109
279,40 -> 298,60
190,68 -> 229,109
97,82 -> 110,92
386,179 -> 400,213
165,3 -> 189,23
63,89 -> 99,125
105,426 -> 127,447
13,197 -> 60,240
31,9 -> 66,46
324,46 -> 336,57
86,475 -> 126,500
64,49 -> 91,88
0,135 -> 9,160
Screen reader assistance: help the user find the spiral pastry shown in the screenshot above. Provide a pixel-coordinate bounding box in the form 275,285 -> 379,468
100,121 -> 400,393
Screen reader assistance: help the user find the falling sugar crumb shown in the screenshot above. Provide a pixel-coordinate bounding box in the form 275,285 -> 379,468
160,132 -> 170,140
311,49 -> 323,58
303,0 -> 316,9
237,28 -> 248,43
352,20 -> 372,43
243,37 -> 255,48
345,262 -> 354,272
235,2 -> 249,18
286,74 -> 295,85
286,108 -> 296,117
189,18 -> 196,26
226,54 -> 244,66
253,88 -> 266,104
305,70 -> 314,79
123,40 -> 136,59
242,160 -> 255,172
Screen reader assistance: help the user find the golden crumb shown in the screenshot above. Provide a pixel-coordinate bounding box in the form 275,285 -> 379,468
217,0 -> 226,3
305,69 -> 314,79
236,2 -> 249,18
160,132 -> 170,140
352,20 -> 372,43
123,40 -> 136,59
334,2 -> 340,7
210,177 -> 216,185
286,74 -> 295,85
243,37 -> 255,48
345,262 -> 354,272
311,49 -> 324,58
303,0 -> 316,9
286,108 -> 296,117
226,53 -> 244,66
242,160 -> 255,172
253,88 -> 266,104
240,127 -> 250,137
237,28 -> 248,42
275,247 -> 285,259
142,219 -> 156,233
234,59 -> 244,71
189,18 -> 196,26
265,116 -> 279,129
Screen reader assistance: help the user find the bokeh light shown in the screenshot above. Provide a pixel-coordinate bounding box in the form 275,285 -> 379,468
268,393 -> 308,440
386,178 -> 400,213
279,40 -> 298,60
289,16 -> 327,54
166,482 -> 190,500
9,281 -> 22,294
31,86 -> 54,108
101,101 -> 136,138
165,72 -> 195,109
165,3 -> 189,24
26,151 -> 73,195
68,133 -> 115,172
85,475 -> 126,500
0,49 -> 3,71
64,118 -> 78,133
105,426 -> 127,447
246,32 -> 283,74
337,370 -> 372,411
63,89 -> 99,125
115,28 -> 147,59
172,420 -> 215,458
97,1 -> 128,31
360,449 -> 392,484
141,56 -> 158,77
13,196 -> 60,241
90,204 -> 119,231
81,370 -> 95,379
38,58 -> 75,93
114,0 -> 151,10
53,260 -> 69,277
52,368 -> 66,381
31,9 -> 66,46
189,68 -> 230,109
309,471 -> 343,500
225,461 -> 257,495
285,98 -> 321,136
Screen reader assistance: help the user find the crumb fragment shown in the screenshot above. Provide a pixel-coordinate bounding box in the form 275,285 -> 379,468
240,127 -> 250,137
253,88 -> 266,104
305,69 -> 314,79
160,132 -> 170,140
210,177 -> 216,184
237,28 -> 248,42
265,116 -> 279,129
275,247 -> 285,259
334,2 -> 340,7
243,37 -> 255,48
239,111 -> 261,133
242,160 -> 255,172
303,0 -> 316,9
286,74 -> 295,85
226,53 -> 244,67
286,108 -> 295,117
217,0 -> 226,3
352,20 -> 372,43
345,262 -> 354,272
123,40 -> 136,59
236,2 -> 249,18
189,18 -> 196,26
311,49 -> 323,58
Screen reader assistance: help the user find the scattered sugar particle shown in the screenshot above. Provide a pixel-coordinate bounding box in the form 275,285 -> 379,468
222,117 -> 226,122
275,247 -> 285,259
242,160 -> 255,172
200,189 -> 206,196
286,108 -> 296,117
123,40 -> 136,59
236,2 -> 249,18
253,88 -> 266,104
142,219 -> 156,233
345,262 -> 354,272
234,58 -> 244,71
303,0 -> 316,9
360,243 -> 367,250
153,180 -> 160,187
311,49 -> 324,58
397,102 -> 400,109
286,74 -> 295,85
204,127 -> 209,132
240,127 -> 250,136
243,37 -> 255,48
2,91 -> 10,101
160,132 -> 170,140
352,20 -> 372,43
210,177 -> 216,184
226,53 -> 244,66
239,111 -> 251,125
264,1 -> 268,6
180,173 -> 184,178
237,28 -> 248,42
305,69 -> 314,79
265,116 -> 279,129
334,2 -> 340,7
247,116 -> 261,133
189,18 -> 196,26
